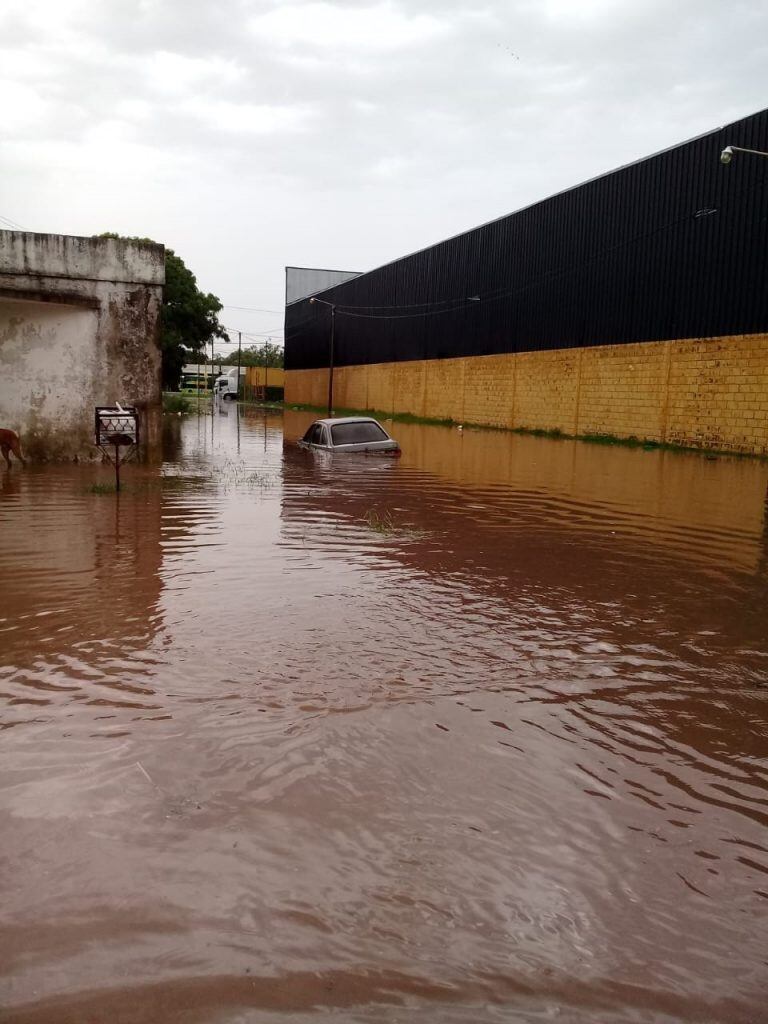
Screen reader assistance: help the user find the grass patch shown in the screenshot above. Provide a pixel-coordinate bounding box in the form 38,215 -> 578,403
361,508 -> 427,540
290,403 -> 456,428
163,392 -> 194,414
363,509 -> 396,535
241,400 -> 284,410
514,426 -> 565,440
290,403 -> 765,461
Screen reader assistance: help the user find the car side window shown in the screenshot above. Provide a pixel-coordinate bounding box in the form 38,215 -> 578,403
310,425 -> 323,445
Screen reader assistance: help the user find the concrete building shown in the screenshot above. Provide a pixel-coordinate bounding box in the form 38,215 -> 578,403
285,108 -> 768,456
0,231 -> 164,460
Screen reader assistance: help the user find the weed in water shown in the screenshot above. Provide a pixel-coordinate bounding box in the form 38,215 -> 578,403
362,509 -> 427,540
363,509 -> 396,534
163,392 -> 194,415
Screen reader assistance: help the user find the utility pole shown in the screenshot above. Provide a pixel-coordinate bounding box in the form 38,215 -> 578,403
237,330 -> 242,401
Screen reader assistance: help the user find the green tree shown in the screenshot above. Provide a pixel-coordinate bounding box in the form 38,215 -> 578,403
212,341 -> 284,368
98,234 -> 227,389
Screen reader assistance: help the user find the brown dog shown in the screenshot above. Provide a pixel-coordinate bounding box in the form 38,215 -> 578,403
0,428 -> 26,468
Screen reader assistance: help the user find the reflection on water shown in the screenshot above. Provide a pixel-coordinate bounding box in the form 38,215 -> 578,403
1,408 -> 767,1023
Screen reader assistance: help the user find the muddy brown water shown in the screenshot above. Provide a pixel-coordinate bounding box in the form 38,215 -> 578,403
1,407 -> 767,1023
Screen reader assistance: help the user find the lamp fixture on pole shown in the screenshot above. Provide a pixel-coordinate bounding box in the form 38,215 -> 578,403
720,144 -> 768,164
309,296 -> 336,417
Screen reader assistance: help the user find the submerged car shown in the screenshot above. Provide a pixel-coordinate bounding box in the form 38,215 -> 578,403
297,417 -> 401,455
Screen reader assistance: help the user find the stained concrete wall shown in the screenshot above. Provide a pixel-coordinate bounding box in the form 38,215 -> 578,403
0,231 -> 164,460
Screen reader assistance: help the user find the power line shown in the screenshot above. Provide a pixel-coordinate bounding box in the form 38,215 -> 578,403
242,332 -> 283,345
329,296 -> 477,311
0,213 -> 25,230
221,322 -> 283,334
291,170 -> 766,323
220,326 -> 284,344
337,299 -> 477,321
222,304 -> 284,314
301,173 -> 766,324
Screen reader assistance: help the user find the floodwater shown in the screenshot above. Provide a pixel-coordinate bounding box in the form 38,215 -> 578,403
1,407 -> 767,1024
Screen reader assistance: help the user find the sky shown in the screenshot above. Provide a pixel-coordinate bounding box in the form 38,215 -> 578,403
2,0 -> 767,354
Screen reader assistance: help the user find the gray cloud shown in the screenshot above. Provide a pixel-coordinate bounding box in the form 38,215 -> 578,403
2,0 -> 766,345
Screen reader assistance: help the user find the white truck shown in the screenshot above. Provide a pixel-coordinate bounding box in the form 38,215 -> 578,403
213,367 -> 246,401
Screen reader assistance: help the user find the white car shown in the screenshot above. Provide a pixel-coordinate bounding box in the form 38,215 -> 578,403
297,417 -> 401,455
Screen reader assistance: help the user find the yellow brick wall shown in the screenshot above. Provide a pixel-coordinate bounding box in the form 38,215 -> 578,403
424,358 -> 464,421
514,349 -> 581,433
462,354 -> 514,428
245,366 -> 285,388
665,336 -> 768,453
285,333 -> 768,455
577,341 -> 668,440
366,362 -> 394,414
392,361 -> 426,417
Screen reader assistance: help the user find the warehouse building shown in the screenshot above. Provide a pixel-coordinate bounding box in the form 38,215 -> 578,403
285,108 -> 768,455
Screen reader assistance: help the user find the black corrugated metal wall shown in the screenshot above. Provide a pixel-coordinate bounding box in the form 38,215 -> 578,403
285,109 -> 768,371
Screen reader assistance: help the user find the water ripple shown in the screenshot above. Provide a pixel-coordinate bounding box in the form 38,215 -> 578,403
1,410 -> 767,1020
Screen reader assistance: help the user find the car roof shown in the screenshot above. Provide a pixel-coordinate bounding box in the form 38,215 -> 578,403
313,417 -> 385,426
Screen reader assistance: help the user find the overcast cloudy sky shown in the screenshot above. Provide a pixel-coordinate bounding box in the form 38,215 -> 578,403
2,0 -> 766,350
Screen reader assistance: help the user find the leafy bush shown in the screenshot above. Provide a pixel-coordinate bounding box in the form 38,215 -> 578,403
163,392 -> 193,414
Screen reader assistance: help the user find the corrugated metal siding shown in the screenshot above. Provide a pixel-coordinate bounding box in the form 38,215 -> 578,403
285,267 -> 362,305
286,109 -> 768,370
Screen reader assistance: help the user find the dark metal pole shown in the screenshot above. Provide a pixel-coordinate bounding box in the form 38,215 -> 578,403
237,330 -> 242,400
327,305 -> 335,417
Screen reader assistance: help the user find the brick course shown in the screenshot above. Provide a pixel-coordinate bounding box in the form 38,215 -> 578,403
286,333 -> 768,455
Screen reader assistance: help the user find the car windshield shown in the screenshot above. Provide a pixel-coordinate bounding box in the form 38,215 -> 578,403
331,421 -> 388,445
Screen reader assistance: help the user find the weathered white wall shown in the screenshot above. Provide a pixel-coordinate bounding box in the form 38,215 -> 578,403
0,300 -> 98,457
0,231 -> 164,460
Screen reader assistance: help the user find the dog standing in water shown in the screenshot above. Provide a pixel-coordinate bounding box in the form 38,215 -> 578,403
0,428 -> 26,468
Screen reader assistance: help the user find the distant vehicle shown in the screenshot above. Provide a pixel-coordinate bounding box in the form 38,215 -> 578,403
298,417 -> 401,455
181,372 -> 213,393
214,375 -> 237,400
214,367 -> 245,400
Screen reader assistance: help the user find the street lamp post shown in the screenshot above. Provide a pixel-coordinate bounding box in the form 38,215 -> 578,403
309,297 -> 336,417
720,144 -> 768,164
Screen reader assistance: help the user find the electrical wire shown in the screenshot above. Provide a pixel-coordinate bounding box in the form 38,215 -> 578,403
220,326 -> 284,346
222,304 -> 284,314
296,171 -> 766,323
326,295 -> 479,311
0,213 -> 25,230
337,299 -> 478,321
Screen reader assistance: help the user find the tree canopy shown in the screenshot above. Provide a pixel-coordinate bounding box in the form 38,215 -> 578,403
212,341 -> 284,368
98,234 -> 227,389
